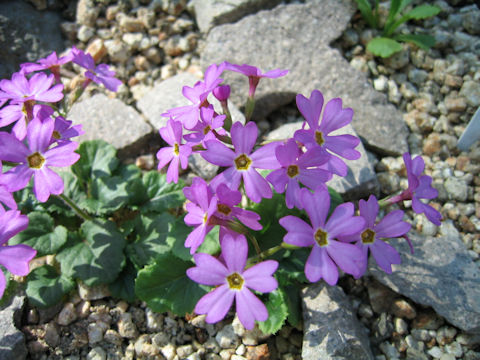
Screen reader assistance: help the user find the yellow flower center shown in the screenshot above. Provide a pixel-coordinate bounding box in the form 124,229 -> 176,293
234,154 -> 252,171
287,165 -> 299,178
217,204 -> 232,216
315,130 -> 325,146
314,228 -> 328,247
361,228 -> 376,244
52,131 -> 61,139
203,125 -> 211,135
227,272 -> 244,290
173,143 -> 180,156
27,152 -> 45,169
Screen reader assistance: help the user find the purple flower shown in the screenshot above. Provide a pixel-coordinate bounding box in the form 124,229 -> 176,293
0,72 -> 64,104
354,195 -> 411,276
71,46 -> 122,92
294,90 -> 361,177
389,153 -> 442,226
214,183 -> 262,231
0,103 -> 54,141
266,138 -> 331,209
183,178 -> 218,254
0,117 -> 80,202
156,119 -> 192,184
0,162 -> 17,210
183,105 -> 226,144
187,233 -> 278,330
279,188 -> 365,284
163,63 -> 226,129
0,209 -> 36,298
51,116 -> 84,144
202,121 -> 280,203
20,51 -> 73,82
225,63 -> 288,97
213,85 -> 231,102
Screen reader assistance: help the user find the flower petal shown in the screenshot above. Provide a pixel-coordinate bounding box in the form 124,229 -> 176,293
243,169 -> 272,203
305,246 -> 338,284
187,253 -> 228,285
301,188 -> 329,229
243,260 -> 278,293
279,215 -> 314,247
202,140 -> 235,166
195,285 -> 234,324
222,233 -> 248,273
327,240 -> 363,278
231,121 -> 257,155
370,240 -> 401,274
0,244 -> 36,276
375,210 -> 411,238
235,288 -> 268,330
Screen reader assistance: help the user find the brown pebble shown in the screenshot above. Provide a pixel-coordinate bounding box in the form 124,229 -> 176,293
459,215 -> 476,233
246,344 -> 270,360
412,309 -> 444,330
445,96 -> 467,112
423,133 -> 441,156
390,299 -> 417,320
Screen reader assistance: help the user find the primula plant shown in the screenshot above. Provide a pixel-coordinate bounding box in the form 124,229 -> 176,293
0,51 -> 442,334
354,0 -> 441,58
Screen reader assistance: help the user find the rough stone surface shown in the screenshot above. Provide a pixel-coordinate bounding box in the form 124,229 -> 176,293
201,0 -> 409,155
369,232 -> 480,334
302,283 -> 374,360
266,122 -> 379,200
0,1 -> 65,79
0,294 -> 27,360
190,0 -> 283,33
68,94 -> 153,153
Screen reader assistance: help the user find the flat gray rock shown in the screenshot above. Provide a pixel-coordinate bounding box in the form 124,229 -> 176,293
302,283 -> 374,360
68,94 -> 153,155
200,0 -> 409,155
0,1 -> 64,79
266,122 -> 379,200
369,232 -> 480,334
0,294 -> 27,360
190,0 -> 283,33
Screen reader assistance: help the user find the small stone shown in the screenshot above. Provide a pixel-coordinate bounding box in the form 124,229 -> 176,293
78,283 -> 110,301
177,344 -> 194,358
87,346 -> 107,360
445,96 -> 467,112
412,310 -> 444,330
57,302 -> 77,326
374,76 -> 388,92
436,326 -> 457,346
394,317 -> 408,335
368,281 -> 397,314
460,80 -> 480,107
390,299 -> 416,320
160,343 -> 176,360
379,341 -> 400,359
411,329 -> 431,342
118,313 -> 138,339
77,25 -> 95,42
104,329 -> 122,345
246,344 -> 270,360
439,354 -> 456,360
427,346 -> 444,359
444,177 -> 469,201
445,341 -> 463,358
88,321 -> 109,344
216,324 -> 240,349
44,323 -> 59,347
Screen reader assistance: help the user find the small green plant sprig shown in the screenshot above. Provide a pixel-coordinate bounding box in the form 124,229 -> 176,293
354,0 -> 441,58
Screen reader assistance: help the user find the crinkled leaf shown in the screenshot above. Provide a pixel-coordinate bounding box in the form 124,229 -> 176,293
26,265 -> 75,308
395,33 -> 436,50
167,217 -> 220,261
258,289 -> 288,334
276,273 -> 302,327
80,176 -> 129,215
57,219 -> 125,286
109,261 -> 137,303
126,213 -> 176,269
405,5 -> 441,20
367,37 -> 403,58
135,252 -> 208,316
71,140 -> 119,182
9,212 -> 67,256
140,171 -> 185,212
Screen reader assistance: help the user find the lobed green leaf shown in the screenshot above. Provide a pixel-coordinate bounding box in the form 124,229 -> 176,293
366,37 -> 403,57
26,265 -> 75,308
395,33 -> 436,50
258,289 -> 289,334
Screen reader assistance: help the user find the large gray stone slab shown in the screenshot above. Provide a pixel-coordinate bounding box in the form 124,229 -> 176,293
369,232 -> 480,334
0,1 -> 65,79
200,0 -> 409,156
267,122 -> 379,200
190,0 -> 283,33
68,94 -> 153,155
302,283 -> 374,360
0,294 -> 27,360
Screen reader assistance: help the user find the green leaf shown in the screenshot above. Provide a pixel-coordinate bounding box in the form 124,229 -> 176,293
135,253 -> 208,316
71,140 -> 119,183
9,212 -> 67,256
141,171 -> 185,212
57,219 -> 126,286
26,265 -> 75,308
126,213 -> 176,269
276,273 -> 302,327
353,0 -> 377,28
80,176 -> 129,215
395,33 -> 436,50
367,37 -> 403,58
404,5 -> 441,20
258,289 -> 288,334
167,217 -> 220,261
109,261 -> 137,303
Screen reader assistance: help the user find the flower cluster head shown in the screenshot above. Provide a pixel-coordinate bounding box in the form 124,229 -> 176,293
187,233 -> 278,330
20,51 -> 74,83
0,208 -> 36,298
389,153 -> 442,226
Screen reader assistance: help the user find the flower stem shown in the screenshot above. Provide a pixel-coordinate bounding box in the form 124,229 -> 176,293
246,242 -> 299,266
57,193 -> 92,221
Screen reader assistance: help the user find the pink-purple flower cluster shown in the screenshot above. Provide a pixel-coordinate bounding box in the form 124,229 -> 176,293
157,62 -> 441,330
0,47 -> 122,300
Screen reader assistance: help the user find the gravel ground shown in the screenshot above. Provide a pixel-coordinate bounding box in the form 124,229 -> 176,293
12,0 -> 480,359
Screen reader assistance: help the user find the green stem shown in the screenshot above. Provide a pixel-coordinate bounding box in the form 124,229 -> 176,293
57,193 -> 92,221
245,96 -> 255,122
247,242 -> 299,266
